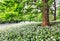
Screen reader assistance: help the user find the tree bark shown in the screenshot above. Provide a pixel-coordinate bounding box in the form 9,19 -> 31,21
42,0 -> 50,26
53,0 -> 56,20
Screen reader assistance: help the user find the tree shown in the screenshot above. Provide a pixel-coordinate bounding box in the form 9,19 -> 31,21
42,0 -> 50,26
53,0 -> 56,20
34,0 -> 36,2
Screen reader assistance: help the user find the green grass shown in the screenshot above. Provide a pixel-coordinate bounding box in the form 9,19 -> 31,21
0,23 -> 60,41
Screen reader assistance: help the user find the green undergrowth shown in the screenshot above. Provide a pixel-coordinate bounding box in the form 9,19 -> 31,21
0,23 -> 60,41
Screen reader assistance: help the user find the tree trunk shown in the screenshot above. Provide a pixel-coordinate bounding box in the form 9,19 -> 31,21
42,0 -> 50,26
53,0 -> 56,20
34,0 -> 36,2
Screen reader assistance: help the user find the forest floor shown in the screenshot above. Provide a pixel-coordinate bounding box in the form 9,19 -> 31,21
0,20 -> 60,31
0,21 -> 40,31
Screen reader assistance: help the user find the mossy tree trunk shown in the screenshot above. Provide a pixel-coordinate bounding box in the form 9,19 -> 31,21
42,0 -> 50,26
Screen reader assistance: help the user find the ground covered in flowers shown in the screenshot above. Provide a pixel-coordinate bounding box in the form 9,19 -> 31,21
0,23 -> 60,41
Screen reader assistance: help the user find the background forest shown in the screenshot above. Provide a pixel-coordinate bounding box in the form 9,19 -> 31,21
0,0 -> 60,41
0,0 -> 60,23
